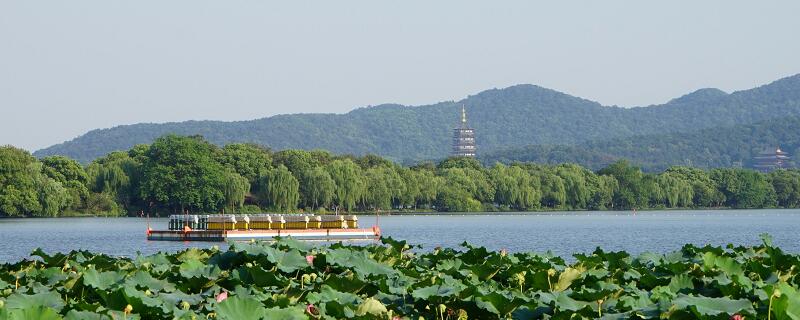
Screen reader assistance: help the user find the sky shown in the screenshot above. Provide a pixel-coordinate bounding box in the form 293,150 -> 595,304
1,1 -> 800,151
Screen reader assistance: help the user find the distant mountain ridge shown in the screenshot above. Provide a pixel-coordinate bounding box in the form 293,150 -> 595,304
34,74 -> 800,164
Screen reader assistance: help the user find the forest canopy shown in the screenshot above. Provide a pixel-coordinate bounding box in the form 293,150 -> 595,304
3,134 -> 800,217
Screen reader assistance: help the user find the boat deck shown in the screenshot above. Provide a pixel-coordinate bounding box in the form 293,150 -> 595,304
147,227 -> 381,242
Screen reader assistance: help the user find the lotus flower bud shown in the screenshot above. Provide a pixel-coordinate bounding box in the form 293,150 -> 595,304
306,304 -> 319,317
216,290 -> 228,303
124,304 -> 133,314
773,289 -> 782,298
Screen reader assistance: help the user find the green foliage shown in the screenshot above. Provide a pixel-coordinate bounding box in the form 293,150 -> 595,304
325,159 -> 365,212
33,74 -> 800,166
711,168 -> 777,208
483,116 -> 800,173
362,166 -> 405,210
598,160 -> 646,209
3,237 -> 799,319
41,156 -> 89,210
218,143 -> 271,184
299,167 -> 335,210
222,170 -> 249,212
14,131 -> 800,216
139,135 -> 227,212
255,165 -> 300,212
0,146 -> 71,217
490,164 -> 540,210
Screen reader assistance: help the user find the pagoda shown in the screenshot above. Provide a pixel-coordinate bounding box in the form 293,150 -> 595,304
752,147 -> 791,172
451,105 -> 476,157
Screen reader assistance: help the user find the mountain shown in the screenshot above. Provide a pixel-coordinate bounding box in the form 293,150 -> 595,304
481,116 -> 800,172
34,74 -> 800,163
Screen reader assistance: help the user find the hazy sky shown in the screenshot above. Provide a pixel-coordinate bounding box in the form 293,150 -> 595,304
2,1 -> 800,151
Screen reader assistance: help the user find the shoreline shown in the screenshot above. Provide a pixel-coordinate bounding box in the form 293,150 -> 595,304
4,207 -> 800,219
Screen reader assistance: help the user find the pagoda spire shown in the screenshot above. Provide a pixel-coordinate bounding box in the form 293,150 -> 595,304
452,104 -> 476,157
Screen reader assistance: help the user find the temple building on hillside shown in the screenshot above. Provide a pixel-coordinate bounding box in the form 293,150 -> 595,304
753,147 -> 791,172
451,105 -> 476,157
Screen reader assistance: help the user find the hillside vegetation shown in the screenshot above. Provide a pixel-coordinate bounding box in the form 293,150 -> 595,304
33,74 -> 800,164
7,135 -> 800,218
482,117 -> 800,172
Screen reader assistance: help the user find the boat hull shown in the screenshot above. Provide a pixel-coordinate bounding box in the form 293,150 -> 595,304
147,227 -> 380,242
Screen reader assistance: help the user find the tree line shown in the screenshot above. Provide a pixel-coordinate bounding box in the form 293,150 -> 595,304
3,134 -> 800,217
481,116 -> 800,172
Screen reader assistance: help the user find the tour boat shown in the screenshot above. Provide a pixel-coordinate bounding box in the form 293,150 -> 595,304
147,214 -> 381,242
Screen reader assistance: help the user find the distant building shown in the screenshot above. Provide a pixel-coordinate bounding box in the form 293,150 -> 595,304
752,147 -> 790,172
451,105 -> 476,157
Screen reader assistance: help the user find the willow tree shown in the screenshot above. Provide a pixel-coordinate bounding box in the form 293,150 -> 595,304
588,174 -> 617,210
325,159 -> 364,212
35,174 -> 70,217
0,147 -> 48,216
556,164 -> 591,209
490,164 -> 539,210
222,170 -> 250,212
300,167 -> 335,210
41,155 -> 90,211
86,151 -> 144,213
415,169 -> 442,209
657,172 -> 695,208
398,169 -> 420,208
256,165 -> 299,212
362,166 -> 405,210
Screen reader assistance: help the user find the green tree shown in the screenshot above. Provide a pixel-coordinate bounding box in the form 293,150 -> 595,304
398,169 -> 421,209
222,170 -> 250,212
656,173 -> 694,208
0,146 -> 43,216
363,166 -> 405,210
41,156 -> 89,210
538,172 -> 566,208
555,164 -> 592,209
710,168 -> 776,208
218,143 -> 272,184
588,174 -> 617,210
490,164 -> 539,210
139,135 -> 226,213
356,154 -> 394,169
598,160 -> 645,209
436,168 -> 484,212
273,150 -> 320,176
770,170 -> 800,207
300,167 -> 336,210
325,159 -> 365,211
255,165 -> 300,212
34,174 -> 70,217
437,156 -> 483,171
415,169 -> 442,209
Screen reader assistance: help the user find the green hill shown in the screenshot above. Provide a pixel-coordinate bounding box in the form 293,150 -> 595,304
34,74 -> 800,163
481,116 -> 800,172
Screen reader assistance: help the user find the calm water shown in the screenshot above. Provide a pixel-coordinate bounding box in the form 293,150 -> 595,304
1,209 -> 798,262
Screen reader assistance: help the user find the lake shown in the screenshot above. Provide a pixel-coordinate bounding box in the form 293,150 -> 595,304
1,209 -> 798,262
